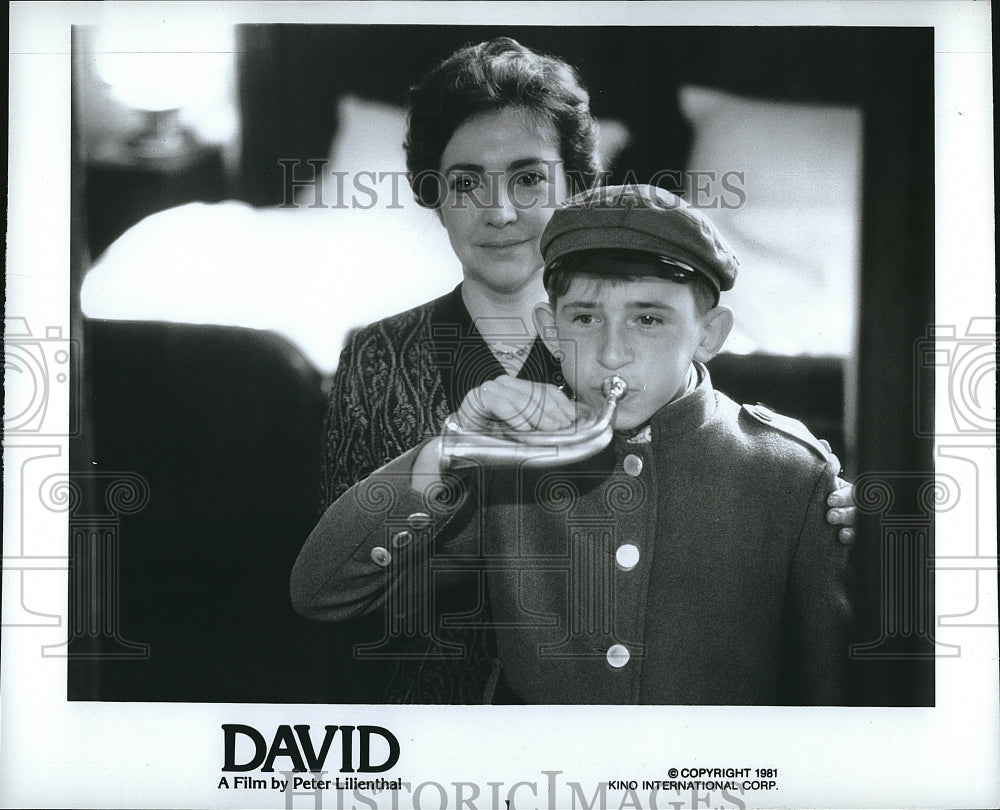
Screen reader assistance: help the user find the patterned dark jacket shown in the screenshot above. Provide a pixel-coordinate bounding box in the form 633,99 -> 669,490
318,283 -> 560,702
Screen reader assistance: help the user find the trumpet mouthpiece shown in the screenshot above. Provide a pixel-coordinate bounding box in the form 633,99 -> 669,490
602,375 -> 628,402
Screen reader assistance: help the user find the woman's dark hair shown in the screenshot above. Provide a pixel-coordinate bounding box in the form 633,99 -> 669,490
404,37 -> 601,208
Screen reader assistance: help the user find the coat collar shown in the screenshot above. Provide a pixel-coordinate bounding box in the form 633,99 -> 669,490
638,363 -> 717,442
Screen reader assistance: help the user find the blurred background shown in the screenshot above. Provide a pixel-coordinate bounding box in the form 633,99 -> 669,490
68,25 -> 934,704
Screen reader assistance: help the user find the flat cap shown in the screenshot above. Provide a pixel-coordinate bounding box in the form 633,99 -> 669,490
541,184 -> 739,294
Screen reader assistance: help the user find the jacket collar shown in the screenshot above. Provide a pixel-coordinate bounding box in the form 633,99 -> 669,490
644,363 -> 717,441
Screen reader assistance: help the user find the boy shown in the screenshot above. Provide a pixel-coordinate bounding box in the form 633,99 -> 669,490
292,184 -> 854,705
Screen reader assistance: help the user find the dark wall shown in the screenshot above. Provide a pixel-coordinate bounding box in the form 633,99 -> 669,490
852,28 -> 936,705
69,321 -> 343,702
236,25 -> 873,207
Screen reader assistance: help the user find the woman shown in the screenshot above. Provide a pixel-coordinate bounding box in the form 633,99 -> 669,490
318,37 -> 854,703
322,38 -> 597,505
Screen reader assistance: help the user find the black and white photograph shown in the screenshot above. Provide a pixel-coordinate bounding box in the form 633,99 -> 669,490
3,2 -> 996,809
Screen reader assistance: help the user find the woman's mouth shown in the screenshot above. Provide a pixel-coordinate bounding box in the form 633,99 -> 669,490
479,239 -> 529,249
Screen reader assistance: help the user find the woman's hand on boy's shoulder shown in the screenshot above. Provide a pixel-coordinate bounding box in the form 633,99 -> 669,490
816,437 -> 856,543
826,480 -> 856,544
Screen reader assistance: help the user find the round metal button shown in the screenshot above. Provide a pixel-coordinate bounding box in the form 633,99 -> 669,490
606,644 -> 630,669
391,530 -> 412,548
407,511 -> 432,530
370,546 -> 391,567
623,454 -> 644,477
615,544 -> 640,571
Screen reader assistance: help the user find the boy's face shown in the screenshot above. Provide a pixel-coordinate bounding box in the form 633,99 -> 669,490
536,271 -> 733,431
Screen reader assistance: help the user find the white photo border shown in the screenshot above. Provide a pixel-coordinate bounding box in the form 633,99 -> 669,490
4,2 -> 996,809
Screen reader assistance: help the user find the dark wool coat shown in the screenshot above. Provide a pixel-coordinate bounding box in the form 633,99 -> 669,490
295,368 -> 855,705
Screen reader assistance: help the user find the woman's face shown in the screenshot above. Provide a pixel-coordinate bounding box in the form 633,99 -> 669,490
437,107 -> 569,295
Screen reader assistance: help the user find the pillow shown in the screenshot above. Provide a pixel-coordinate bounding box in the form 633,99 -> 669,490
82,95 -> 633,375
303,94 -> 632,206
679,85 -> 862,356
82,97 -> 462,375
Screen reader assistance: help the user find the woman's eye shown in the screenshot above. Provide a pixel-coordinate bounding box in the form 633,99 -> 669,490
571,313 -> 596,325
513,170 -> 545,187
451,174 -> 480,193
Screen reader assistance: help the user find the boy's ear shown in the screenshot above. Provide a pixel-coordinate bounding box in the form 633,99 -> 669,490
693,305 -> 734,363
532,302 -> 561,357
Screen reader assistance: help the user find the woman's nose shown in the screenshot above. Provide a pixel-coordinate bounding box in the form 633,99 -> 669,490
482,180 -> 519,227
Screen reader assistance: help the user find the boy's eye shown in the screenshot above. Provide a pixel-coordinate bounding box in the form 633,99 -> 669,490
571,313 -> 596,325
637,314 -> 663,326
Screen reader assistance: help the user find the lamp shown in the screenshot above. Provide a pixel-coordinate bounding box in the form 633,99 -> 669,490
91,23 -> 236,165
